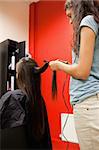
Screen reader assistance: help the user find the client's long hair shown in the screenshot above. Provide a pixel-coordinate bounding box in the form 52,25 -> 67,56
16,57 -> 48,142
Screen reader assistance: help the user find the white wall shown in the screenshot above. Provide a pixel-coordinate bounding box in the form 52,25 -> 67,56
0,1 -> 29,53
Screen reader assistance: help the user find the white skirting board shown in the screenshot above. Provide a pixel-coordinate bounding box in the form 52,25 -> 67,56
60,113 -> 79,144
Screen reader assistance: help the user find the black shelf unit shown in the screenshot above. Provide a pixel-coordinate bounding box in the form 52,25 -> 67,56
0,39 -> 25,98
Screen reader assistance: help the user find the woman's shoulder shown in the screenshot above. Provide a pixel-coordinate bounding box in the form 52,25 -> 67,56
0,89 -> 27,103
81,15 -> 96,24
3,89 -> 26,97
82,15 -> 94,20
80,15 -> 98,35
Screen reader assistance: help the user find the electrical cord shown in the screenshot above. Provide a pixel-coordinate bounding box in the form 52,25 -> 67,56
61,56 -> 77,149
57,60 -> 70,150
44,59 -> 71,149
61,73 -> 70,150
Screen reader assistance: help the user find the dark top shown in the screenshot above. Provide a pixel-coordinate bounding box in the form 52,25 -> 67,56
0,89 -> 52,149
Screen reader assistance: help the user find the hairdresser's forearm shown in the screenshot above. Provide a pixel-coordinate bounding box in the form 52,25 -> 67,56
57,61 -> 88,80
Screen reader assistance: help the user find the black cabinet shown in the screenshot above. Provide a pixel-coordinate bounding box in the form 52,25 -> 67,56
0,39 -> 25,97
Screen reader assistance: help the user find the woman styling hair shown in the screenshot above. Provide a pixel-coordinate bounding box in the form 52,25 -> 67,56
49,0 -> 99,149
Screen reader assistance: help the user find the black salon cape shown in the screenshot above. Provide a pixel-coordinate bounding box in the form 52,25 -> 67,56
0,89 -> 52,149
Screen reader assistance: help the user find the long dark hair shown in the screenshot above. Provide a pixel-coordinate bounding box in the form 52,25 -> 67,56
65,0 -> 99,55
16,57 -> 46,142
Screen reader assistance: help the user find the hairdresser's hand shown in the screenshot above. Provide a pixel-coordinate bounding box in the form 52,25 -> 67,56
49,59 -> 69,71
49,60 -> 60,71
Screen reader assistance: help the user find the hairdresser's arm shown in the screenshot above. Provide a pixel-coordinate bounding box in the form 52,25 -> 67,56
49,27 -> 96,80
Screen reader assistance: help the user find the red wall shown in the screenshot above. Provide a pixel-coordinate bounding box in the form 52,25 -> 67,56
29,1 -> 79,150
